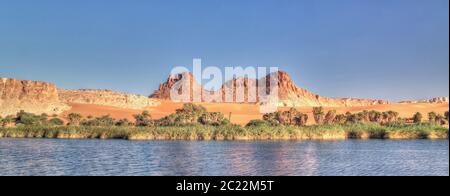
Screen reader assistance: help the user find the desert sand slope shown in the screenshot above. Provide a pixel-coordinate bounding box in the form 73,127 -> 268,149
60,101 -> 449,126
60,103 -> 145,122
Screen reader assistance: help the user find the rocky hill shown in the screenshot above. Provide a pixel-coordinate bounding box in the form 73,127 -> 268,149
0,78 -> 70,116
399,97 -> 449,104
1,78 -> 160,116
149,71 -> 389,107
59,89 -> 159,109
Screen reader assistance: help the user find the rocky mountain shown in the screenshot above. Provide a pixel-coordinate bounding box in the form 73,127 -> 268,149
149,71 -> 389,107
59,89 -> 160,109
0,78 -> 70,116
149,72 -> 206,101
399,97 -> 449,104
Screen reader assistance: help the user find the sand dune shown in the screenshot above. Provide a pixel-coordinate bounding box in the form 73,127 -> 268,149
60,101 -> 449,126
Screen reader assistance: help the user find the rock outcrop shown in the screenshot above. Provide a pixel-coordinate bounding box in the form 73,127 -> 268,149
399,97 -> 449,104
149,71 -> 389,107
149,72 -> 206,101
272,71 -> 389,107
59,89 -> 160,109
0,78 -> 70,116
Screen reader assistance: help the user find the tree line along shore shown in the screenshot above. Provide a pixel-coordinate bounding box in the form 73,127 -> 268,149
0,104 -> 448,140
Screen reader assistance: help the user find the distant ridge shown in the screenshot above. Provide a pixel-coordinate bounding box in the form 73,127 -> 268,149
399,97 -> 449,104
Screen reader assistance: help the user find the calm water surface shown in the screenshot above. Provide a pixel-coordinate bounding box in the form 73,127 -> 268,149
0,138 -> 448,176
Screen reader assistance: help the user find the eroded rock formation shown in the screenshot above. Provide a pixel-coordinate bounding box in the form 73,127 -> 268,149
58,89 -> 160,109
149,71 -> 389,107
0,78 -> 70,116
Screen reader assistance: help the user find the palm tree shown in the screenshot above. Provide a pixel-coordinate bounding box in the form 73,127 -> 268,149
324,110 -> 336,124
67,113 -> 82,126
293,112 -> 308,126
387,111 -> 399,122
436,114 -> 446,125
263,112 -> 279,125
428,112 -> 437,124
360,110 -> 370,122
133,111 -> 153,126
199,112 -> 226,126
312,107 -> 324,125
279,111 -> 291,125
333,114 -> 347,125
413,112 -> 423,124
287,108 -> 299,124
381,112 -> 390,124
176,103 -> 207,123
369,110 -> 382,123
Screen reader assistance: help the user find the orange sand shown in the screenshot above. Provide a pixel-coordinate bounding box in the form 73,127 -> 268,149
61,101 -> 449,126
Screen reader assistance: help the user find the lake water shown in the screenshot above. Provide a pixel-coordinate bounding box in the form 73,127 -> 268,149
0,138 -> 448,176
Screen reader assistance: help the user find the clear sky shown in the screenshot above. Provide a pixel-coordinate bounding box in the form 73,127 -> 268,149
0,0 -> 448,101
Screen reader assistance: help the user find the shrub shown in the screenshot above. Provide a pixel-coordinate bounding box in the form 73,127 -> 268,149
48,118 -> 64,126
81,115 -> 115,127
133,111 -> 153,127
115,119 -> 133,126
1,115 -> 15,127
15,110 -> 45,126
246,119 -> 270,127
199,112 -> 228,126
156,114 -> 178,126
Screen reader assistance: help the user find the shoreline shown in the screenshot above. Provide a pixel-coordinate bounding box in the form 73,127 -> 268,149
1,124 -> 448,141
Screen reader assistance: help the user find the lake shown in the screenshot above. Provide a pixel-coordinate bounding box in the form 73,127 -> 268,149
0,138 -> 448,176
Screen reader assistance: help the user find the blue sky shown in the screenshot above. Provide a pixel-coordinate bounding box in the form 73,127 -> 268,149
0,0 -> 448,101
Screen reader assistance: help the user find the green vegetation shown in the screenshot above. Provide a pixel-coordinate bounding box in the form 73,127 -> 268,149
155,104 -> 229,126
428,112 -> 447,125
0,123 -> 447,140
262,108 -> 308,126
80,115 -> 115,126
48,118 -> 64,126
133,111 -> 153,126
0,104 -> 448,141
67,113 -> 82,126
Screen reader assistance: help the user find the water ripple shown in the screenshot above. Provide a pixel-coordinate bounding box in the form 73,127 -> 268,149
0,139 -> 448,176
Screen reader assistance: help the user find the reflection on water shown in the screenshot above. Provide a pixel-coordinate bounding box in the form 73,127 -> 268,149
0,138 -> 448,176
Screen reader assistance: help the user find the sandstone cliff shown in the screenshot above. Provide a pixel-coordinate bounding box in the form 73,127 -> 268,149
0,78 -> 70,116
399,97 -> 449,104
59,89 -> 160,109
149,71 -> 389,107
